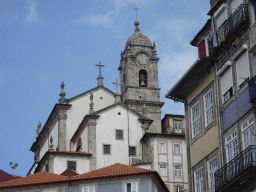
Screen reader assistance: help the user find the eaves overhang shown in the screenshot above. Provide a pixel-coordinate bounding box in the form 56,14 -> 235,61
165,58 -> 208,102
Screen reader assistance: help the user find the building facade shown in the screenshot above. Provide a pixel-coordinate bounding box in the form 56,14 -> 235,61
27,21 -> 188,191
166,0 -> 256,191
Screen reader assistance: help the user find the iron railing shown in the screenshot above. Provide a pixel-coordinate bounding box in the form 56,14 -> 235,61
249,76 -> 256,103
215,145 -> 256,191
207,4 -> 249,55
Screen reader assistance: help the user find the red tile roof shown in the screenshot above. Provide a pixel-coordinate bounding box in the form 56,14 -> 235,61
190,19 -> 211,46
0,170 -> 16,183
60,169 -> 79,178
0,171 -> 68,188
72,163 -> 152,180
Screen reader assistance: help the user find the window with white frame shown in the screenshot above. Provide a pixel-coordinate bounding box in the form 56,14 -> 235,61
204,89 -> 214,126
83,186 -> 95,192
191,102 -> 201,138
159,141 -> 167,153
175,186 -> 183,192
235,50 -> 250,88
174,143 -> 181,155
241,115 -> 255,150
220,66 -> 233,103
126,182 -> 137,192
174,120 -> 182,133
225,130 -> 239,163
160,165 -> 168,176
207,157 -> 218,189
194,168 -> 204,192
174,165 -> 182,177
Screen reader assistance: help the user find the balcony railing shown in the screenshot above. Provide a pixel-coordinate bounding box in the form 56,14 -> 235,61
249,76 -> 256,104
131,154 -> 151,165
208,4 -> 249,55
215,145 -> 256,191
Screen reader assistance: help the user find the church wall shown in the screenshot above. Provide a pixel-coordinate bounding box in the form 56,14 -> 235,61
80,125 -> 88,153
39,122 -> 58,160
66,89 -> 115,151
95,106 -> 143,169
53,156 -> 90,174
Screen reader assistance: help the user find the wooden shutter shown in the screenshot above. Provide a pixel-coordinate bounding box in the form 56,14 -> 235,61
220,67 -> 233,95
236,51 -> 249,87
198,40 -> 206,58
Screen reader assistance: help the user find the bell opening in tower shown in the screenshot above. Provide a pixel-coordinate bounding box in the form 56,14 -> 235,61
139,69 -> 147,87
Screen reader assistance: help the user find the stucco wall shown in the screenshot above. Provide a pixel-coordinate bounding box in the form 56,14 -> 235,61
40,122 -> 58,160
53,156 -> 90,174
66,88 -> 115,151
96,105 -> 143,169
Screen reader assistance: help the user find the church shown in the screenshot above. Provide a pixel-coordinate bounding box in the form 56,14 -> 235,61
28,20 -> 188,191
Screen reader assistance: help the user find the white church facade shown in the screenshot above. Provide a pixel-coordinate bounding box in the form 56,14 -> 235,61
28,21 -> 188,191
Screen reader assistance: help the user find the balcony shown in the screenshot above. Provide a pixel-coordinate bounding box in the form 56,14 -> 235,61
131,154 -> 151,166
215,145 -> 256,192
208,4 -> 249,55
249,76 -> 256,105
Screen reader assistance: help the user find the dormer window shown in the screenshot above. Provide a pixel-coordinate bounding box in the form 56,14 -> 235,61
139,69 -> 147,87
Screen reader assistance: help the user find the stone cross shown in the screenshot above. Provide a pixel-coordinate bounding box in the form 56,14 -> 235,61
113,79 -> 122,94
96,61 -> 105,76
133,6 -> 139,20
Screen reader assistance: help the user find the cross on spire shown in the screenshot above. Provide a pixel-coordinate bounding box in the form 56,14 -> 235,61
96,61 -> 105,77
113,79 -> 122,94
133,6 -> 139,20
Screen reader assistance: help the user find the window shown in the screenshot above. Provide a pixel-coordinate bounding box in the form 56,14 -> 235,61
175,186 -> 183,192
208,157 -> 218,189
83,186 -> 95,192
174,165 -> 182,177
174,120 -> 182,133
191,102 -> 201,138
220,66 -> 233,103
103,144 -> 111,155
194,168 -> 204,192
160,165 -> 168,176
235,50 -> 249,88
67,161 -> 76,171
204,89 -> 214,126
126,182 -> 137,192
215,5 -> 227,29
174,143 -> 181,155
241,115 -> 255,150
129,146 -> 136,156
159,142 -> 167,153
46,163 -> 49,171
225,130 -> 238,163
139,69 -> 147,87
116,130 -> 123,140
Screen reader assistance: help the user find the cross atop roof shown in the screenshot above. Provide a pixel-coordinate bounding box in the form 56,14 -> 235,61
133,6 -> 139,20
96,61 -> 105,77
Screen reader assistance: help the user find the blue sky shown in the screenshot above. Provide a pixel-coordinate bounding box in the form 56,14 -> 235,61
0,0 -> 210,176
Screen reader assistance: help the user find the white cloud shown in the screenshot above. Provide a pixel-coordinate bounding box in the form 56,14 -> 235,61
89,11 -> 114,27
72,11 -> 115,28
25,0 -> 39,23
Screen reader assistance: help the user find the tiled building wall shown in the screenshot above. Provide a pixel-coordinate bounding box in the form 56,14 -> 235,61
222,87 -> 253,132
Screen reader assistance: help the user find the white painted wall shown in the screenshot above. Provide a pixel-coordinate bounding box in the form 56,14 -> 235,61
39,122 -> 58,160
66,88 -> 115,150
53,156 -> 90,174
95,105 -> 143,169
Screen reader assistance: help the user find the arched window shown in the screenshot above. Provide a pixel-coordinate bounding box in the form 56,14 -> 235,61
139,69 -> 147,87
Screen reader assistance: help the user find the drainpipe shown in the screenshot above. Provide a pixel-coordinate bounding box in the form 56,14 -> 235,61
215,62 -> 224,167
127,109 -> 130,165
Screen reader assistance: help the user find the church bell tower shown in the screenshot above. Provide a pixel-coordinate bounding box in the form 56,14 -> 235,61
118,21 -> 164,133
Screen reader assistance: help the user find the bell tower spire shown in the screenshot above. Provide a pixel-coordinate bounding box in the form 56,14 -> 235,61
119,21 -> 164,133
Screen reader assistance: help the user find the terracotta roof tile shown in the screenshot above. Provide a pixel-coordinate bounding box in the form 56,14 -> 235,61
60,169 -> 79,178
0,171 -> 68,188
190,19 -> 211,46
0,170 -> 16,183
72,163 -> 152,180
